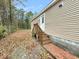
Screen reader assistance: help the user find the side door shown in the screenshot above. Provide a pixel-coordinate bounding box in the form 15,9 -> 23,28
39,14 -> 45,31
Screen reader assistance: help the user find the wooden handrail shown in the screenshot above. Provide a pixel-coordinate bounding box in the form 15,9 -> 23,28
33,23 -> 43,34
32,23 -> 51,44
32,23 -> 43,44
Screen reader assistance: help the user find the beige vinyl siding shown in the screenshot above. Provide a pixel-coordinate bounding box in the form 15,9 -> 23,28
45,0 -> 79,40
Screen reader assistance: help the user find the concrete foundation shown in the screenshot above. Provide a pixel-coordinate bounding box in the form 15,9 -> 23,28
49,35 -> 79,57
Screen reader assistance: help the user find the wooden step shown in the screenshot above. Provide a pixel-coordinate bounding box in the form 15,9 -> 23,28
42,39 -> 52,45
43,41 -> 52,45
33,24 -> 79,59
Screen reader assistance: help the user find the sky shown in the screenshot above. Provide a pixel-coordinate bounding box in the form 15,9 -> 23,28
14,0 -> 52,13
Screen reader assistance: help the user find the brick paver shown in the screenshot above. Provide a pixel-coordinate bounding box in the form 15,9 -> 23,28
44,43 -> 79,59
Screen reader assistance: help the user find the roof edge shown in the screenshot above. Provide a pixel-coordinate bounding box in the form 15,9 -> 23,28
31,0 -> 61,22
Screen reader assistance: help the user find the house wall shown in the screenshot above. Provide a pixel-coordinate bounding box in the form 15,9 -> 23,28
45,0 -> 79,40
31,18 -> 38,30
31,13 -> 44,30
31,0 -> 79,56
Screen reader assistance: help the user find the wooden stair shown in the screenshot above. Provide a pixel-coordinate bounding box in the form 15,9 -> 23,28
32,23 -> 79,59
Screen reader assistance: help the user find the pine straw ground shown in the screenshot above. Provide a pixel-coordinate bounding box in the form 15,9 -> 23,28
0,30 -> 52,59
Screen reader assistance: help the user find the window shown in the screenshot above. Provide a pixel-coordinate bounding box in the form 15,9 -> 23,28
42,16 -> 44,23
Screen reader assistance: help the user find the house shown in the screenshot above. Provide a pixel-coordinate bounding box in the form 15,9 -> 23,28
31,0 -> 79,56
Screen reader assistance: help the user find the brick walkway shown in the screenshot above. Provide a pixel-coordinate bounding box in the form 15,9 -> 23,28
44,43 -> 79,59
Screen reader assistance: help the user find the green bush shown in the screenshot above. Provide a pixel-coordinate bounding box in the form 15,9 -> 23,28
0,25 -> 7,39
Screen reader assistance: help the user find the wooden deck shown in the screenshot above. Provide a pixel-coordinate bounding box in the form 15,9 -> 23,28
32,23 -> 79,59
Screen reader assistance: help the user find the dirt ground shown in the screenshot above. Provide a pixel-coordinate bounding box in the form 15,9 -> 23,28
0,30 -> 51,59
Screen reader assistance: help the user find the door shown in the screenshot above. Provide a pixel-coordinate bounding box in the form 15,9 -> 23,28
39,14 -> 45,31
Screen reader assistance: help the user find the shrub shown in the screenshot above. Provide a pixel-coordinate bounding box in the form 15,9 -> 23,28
0,25 -> 7,39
